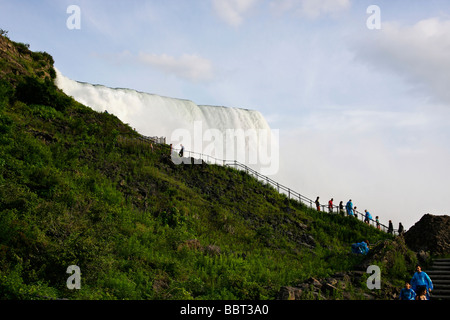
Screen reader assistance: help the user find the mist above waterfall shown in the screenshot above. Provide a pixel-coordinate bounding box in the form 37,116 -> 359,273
55,69 -> 279,175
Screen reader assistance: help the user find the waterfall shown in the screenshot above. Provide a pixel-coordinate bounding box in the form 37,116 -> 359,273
55,69 -> 279,175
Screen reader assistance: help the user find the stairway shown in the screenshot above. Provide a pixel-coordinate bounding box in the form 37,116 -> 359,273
425,258 -> 450,300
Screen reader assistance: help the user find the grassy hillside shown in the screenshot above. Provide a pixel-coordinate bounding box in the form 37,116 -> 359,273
0,33 -> 413,300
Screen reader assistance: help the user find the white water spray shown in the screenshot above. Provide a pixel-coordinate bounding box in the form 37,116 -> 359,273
55,69 -> 279,174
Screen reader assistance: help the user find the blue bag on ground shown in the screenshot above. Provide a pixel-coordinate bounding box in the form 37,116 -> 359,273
351,241 -> 369,255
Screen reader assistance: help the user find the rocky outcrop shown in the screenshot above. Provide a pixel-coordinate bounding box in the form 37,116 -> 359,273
277,272 -> 373,300
0,34 -> 54,84
404,214 -> 450,256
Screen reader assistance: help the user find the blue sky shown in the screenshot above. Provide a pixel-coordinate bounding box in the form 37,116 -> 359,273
2,0 -> 450,229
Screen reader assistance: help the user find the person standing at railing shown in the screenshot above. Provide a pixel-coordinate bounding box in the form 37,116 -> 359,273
398,222 -> 404,235
328,198 -> 333,213
346,199 -> 353,217
375,216 -> 381,230
388,220 -> 394,235
364,210 -> 372,225
179,144 -> 184,157
315,197 -> 320,211
339,201 -> 345,216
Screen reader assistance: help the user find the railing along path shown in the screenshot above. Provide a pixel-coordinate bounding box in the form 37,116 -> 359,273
137,135 -> 398,235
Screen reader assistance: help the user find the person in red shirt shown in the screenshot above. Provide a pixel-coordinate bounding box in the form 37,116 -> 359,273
328,198 -> 334,213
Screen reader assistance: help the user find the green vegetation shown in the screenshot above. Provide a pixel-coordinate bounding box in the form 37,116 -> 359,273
0,34 -> 412,300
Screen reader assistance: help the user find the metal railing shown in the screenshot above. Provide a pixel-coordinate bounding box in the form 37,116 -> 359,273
168,145 -> 398,236
123,132 -> 398,236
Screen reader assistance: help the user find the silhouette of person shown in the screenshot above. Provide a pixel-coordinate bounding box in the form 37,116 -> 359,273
388,220 -> 393,235
179,144 -> 184,157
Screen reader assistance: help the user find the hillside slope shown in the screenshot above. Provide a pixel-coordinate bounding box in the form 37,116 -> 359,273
0,33 -> 413,300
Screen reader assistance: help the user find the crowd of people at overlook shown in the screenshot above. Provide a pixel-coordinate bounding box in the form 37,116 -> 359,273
314,196 -> 403,236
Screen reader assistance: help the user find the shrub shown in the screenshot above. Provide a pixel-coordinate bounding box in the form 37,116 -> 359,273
14,42 -> 30,55
15,76 -> 71,111
159,206 -> 185,228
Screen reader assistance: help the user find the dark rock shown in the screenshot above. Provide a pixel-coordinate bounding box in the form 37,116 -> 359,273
298,233 -> 316,248
277,286 -> 303,300
417,250 -> 431,265
309,277 -> 322,289
205,244 -> 221,256
404,214 -> 450,256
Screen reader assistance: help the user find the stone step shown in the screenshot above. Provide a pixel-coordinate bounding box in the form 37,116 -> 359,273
432,263 -> 450,268
427,274 -> 450,280
433,279 -> 450,284
417,259 -> 450,300
433,289 -> 450,294
425,270 -> 450,275
430,265 -> 450,270
431,265 -> 450,270
434,283 -> 450,287
431,295 -> 450,300
426,276 -> 450,281
433,258 -> 450,262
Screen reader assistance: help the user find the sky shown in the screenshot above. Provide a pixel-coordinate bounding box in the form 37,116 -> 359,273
1,0 -> 450,230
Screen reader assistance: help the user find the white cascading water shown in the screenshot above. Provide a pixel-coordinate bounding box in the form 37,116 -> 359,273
55,69 -> 279,175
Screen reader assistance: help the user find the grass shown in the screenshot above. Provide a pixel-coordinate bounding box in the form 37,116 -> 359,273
0,34 -> 411,300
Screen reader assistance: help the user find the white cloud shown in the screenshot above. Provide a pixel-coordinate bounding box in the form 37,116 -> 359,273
270,0 -> 351,19
138,53 -> 214,82
212,0 -> 259,27
352,18 -> 450,105
300,0 -> 351,18
81,2 -> 157,39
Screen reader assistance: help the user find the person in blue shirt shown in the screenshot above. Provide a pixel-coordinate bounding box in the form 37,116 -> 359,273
346,200 -> 353,217
399,282 -> 416,300
410,265 -> 433,299
364,210 -> 372,225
